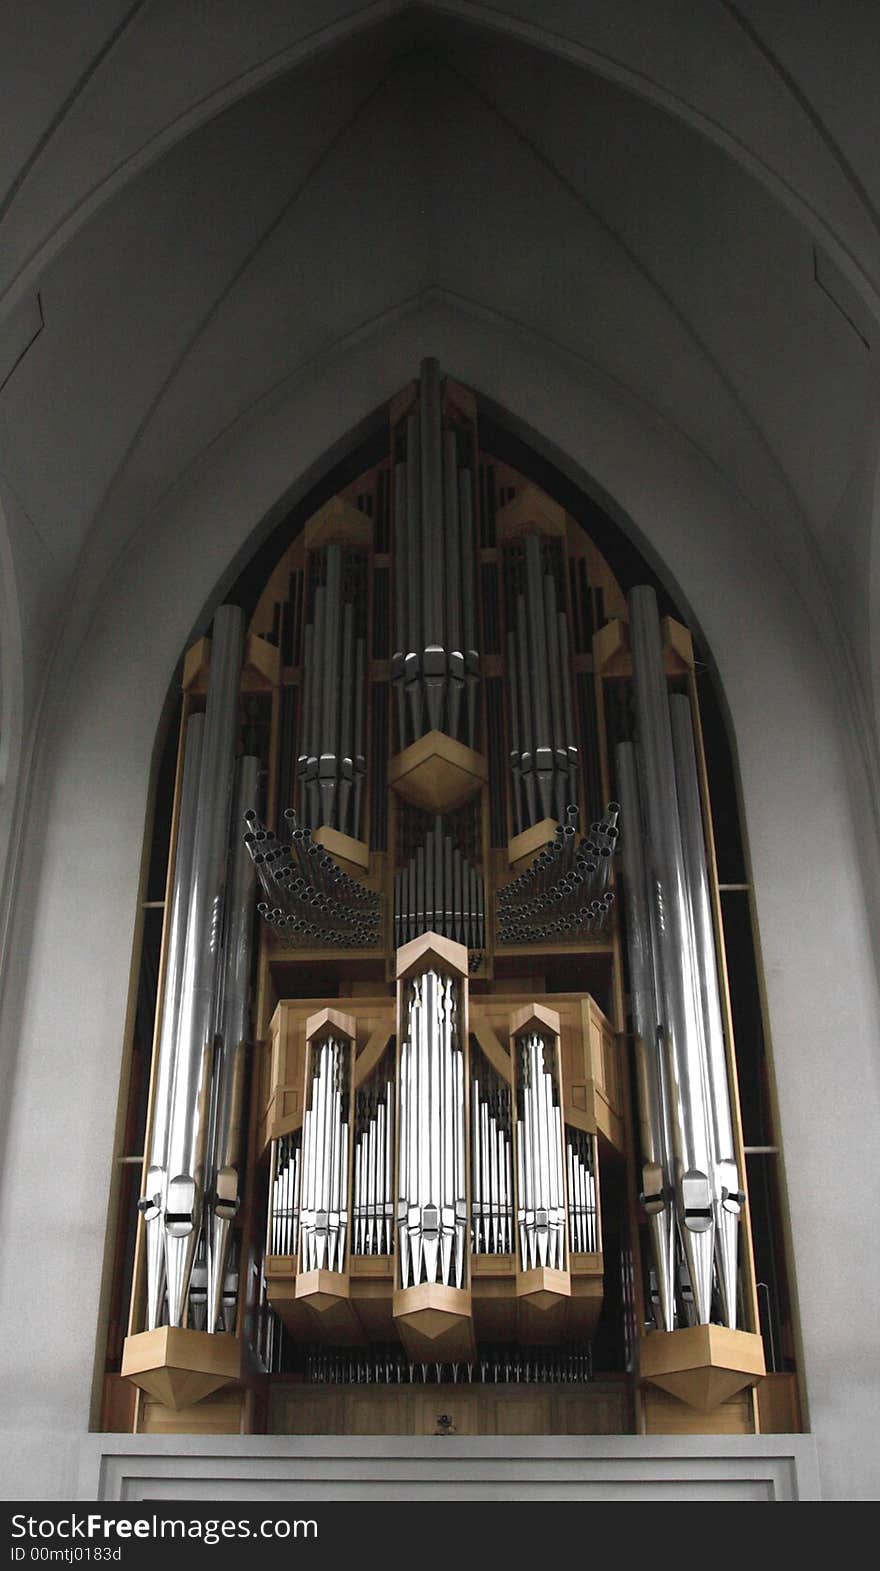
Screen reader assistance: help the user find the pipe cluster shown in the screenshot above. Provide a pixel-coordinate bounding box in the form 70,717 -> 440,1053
296,543 -> 367,835
139,605 -> 257,1335
470,1054 -> 513,1255
300,1035 -> 350,1273
302,1342 -> 593,1384
269,1132 -> 301,1257
516,1031 -> 567,1272
352,1053 -> 395,1256
496,803 -> 618,944
566,1128 -> 599,1254
506,532 -> 579,827
245,808 -> 381,948
397,969 -> 467,1290
393,814 -> 485,950
391,357 -> 480,748
618,584 -> 743,1333
188,1235 -> 238,1333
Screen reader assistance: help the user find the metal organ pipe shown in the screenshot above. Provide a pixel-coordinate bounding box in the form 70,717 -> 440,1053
296,545 -> 367,838
391,359 -> 480,748
396,970 -> 466,1290
515,1032 -> 566,1272
352,1057 -> 395,1256
300,1035 -> 350,1273
140,711 -> 204,1331
505,538 -> 578,831
205,752 -> 260,1334
628,585 -> 716,1326
669,694 -> 743,1329
164,604 -> 244,1329
615,740 -> 676,1333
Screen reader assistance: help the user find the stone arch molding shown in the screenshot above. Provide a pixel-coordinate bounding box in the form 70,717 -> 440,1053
2,2 -> 879,324
2,297 -> 880,1499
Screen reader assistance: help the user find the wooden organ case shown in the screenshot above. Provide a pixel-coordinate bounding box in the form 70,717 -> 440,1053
108,361 -> 798,1441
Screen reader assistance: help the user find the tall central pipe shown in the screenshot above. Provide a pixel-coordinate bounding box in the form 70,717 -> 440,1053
396,967 -> 466,1289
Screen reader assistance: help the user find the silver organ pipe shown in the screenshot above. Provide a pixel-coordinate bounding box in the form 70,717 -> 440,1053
205,752 -> 260,1334
615,739 -> 676,1332
392,358 -> 480,748
299,1034 -> 350,1273
394,814 -> 484,951
628,584 -> 717,1326
269,1132 -> 301,1257
164,604 -> 244,1329
515,1031 -> 566,1272
470,1050 -> 513,1255
565,1128 -> 600,1254
396,969 -> 467,1289
352,1052 -> 395,1255
669,694 -> 743,1328
140,710 -> 204,1331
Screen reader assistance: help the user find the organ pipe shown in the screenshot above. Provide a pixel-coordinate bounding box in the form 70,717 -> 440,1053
353,1052 -> 395,1256
515,1029 -> 566,1272
164,604 -> 244,1329
300,1034 -> 351,1273
397,967 -> 467,1289
394,815 -> 484,951
615,739 -> 676,1332
627,585 -> 724,1326
669,694 -> 743,1328
297,545 -> 367,836
205,752 -> 259,1334
392,358 -> 479,748
140,711 -> 204,1331
506,536 -> 579,828
470,1048 -> 513,1255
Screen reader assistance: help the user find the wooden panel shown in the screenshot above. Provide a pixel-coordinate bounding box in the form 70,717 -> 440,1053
492,1395 -> 548,1435
137,1388 -> 247,1435
643,1386 -> 754,1436
388,731 -> 488,815
100,1373 -> 137,1434
755,1372 -> 801,1434
267,1380 -> 631,1435
261,997 -> 393,1150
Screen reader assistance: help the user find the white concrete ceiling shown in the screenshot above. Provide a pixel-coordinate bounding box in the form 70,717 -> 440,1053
0,1 -> 878,768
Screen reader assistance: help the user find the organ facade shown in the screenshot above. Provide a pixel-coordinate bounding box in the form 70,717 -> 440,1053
108,362 -> 792,1439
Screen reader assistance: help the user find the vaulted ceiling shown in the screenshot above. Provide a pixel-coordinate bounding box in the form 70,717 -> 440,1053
1,2 -> 879,778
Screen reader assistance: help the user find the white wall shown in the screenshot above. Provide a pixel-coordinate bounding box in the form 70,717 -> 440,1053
0,296 -> 878,1499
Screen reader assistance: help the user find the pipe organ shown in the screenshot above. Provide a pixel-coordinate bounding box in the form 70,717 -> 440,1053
115,359 -> 789,1439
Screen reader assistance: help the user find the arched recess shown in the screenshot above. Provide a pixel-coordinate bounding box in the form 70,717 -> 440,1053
0,303 -> 878,1498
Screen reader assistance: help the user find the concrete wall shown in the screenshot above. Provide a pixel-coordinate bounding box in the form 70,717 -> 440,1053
1,297 -> 878,1498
